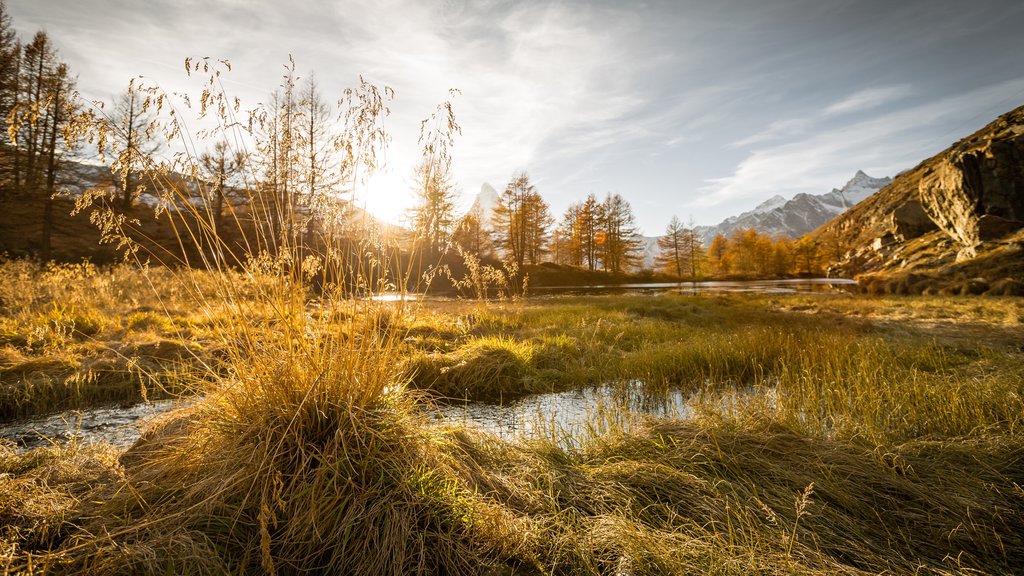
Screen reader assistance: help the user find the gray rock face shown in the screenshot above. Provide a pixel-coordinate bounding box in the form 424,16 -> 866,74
919,136 -> 1024,248
891,200 -> 938,241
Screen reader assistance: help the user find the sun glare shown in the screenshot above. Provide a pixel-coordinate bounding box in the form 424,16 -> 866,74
359,169 -> 416,226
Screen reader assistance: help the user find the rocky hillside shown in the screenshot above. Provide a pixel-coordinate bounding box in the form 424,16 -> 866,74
696,171 -> 891,244
813,104 -> 1024,295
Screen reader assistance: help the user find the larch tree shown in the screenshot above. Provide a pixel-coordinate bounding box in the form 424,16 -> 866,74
199,140 -> 246,239
656,215 -> 686,277
108,86 -> 161,211
555,201 -> 583,266
453,202 -> 491,259
4,29 -> 78,259
0,0 -> 20,195
410,155 -> 457,258
40,61 -> 77,260
707,233 -> 730,276
410,92 -> 460,260
599,192 -> 642,274
491,172 -> 550,269
576,194 -> 602,271
681,219 -> 705,278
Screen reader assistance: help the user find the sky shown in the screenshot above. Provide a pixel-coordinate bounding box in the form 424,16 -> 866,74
8,0 -> 1024,234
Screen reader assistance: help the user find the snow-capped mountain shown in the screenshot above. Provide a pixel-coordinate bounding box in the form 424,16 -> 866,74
695,171 -> 891,244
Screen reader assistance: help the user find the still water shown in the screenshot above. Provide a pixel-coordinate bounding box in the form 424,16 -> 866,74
2,384 -> 772,451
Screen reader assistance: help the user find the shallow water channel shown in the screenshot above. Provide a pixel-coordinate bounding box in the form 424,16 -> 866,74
1,384 -> 771,452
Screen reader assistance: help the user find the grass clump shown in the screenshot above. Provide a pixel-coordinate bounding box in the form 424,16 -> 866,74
406,335 -> 542,401
48,311 -> 529,574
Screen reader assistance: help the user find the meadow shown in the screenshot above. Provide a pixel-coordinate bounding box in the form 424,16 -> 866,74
1,259 -> 1022,575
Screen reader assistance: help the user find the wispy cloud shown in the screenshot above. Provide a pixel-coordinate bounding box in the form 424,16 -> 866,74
824,85 -> 914,116
730,117 -> 813,148
696,78 -> 1024,210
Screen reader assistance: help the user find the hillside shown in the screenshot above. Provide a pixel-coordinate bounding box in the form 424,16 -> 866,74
0,159 -> 406,264
812,104 -> 1024,295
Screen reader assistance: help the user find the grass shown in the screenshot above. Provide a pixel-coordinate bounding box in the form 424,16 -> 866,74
1,263 -> 1022,573
0,260 -> 229,420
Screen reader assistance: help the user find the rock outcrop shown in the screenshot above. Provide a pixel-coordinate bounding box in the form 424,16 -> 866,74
812,104 -> 1024,280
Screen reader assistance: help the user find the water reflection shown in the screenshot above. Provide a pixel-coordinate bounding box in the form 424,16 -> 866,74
435,382 -> 692,447
530,278 -> 857,297
1,400 -> 181,450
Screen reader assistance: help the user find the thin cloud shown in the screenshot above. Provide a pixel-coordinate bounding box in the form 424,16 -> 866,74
824,85 -> 914,116
697,78 -> 1024,210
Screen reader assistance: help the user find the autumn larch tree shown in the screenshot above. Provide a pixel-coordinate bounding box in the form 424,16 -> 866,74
453,202 -> 491,259
108,87 -> 160,211
0,0 -> 20,196
199,140 -> 246,240
656,215 -> 686,277
410,91 -> 460,260
599,192 -> 642,274
491,172 -> 550,269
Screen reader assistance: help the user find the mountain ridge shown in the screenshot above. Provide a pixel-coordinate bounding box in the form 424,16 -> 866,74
695,171 -> 891,244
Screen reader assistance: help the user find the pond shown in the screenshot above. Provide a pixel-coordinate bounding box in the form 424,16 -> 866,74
370,278 -> 857,301
528,278 -> 858,297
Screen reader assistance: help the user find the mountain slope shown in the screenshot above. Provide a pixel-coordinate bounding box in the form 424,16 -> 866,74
697,171 -> 891,244
811,104 -> 1024,293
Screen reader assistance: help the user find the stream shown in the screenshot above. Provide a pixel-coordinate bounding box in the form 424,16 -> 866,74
1,383 -> 773,452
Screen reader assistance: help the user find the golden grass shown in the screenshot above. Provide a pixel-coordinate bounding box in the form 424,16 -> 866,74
2,59 -> 1023,574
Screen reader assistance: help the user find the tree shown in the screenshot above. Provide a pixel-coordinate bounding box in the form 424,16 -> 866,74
574,194 -> 602,271
599,192 -> 642,274
39,61 -> 76,260
296,74 -> 336,212
656,215 -> 686,277
409,155 -> 457,258
707,233 -> 730,276
555,202 -> 583,266
10,31 -> 56,196
199,140 -> 246,238
453,202 -> 491,258
491,172 -> 550,268
410,91 -> 461,260
793,237 -> 821,276
0,1 -> 19,194
681,219 -> 705,278
108,87 -> 160,210
3,30 -> 78,259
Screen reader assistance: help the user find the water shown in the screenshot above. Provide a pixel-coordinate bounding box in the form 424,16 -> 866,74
529,278 -> 857,297
1,400 -> 183,451
435,382 -> 692,446
1,383 -> 772,452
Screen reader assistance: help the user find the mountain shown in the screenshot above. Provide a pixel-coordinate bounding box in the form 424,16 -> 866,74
811,104 -> 1024,294
696,171 -> 892,244
468,183 -> 500,223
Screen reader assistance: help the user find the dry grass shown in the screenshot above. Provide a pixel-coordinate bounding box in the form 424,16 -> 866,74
2,58 -> 1023,575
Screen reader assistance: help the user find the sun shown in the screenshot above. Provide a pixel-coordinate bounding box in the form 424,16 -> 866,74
358,168 -> 416,226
